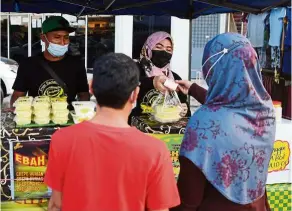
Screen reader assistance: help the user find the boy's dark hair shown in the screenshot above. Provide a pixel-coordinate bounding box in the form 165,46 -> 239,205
92,53 -> 140,109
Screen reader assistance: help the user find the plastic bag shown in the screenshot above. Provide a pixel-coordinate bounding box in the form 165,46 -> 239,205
151,91 -> 182,123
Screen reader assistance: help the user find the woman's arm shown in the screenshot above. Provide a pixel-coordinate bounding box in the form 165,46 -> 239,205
188,83 -> 207,105
176,80 -> 207,105
170,156 -> 207,211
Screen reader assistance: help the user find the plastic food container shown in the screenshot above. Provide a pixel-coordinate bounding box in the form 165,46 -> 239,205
33,109 -> 51,117
70,111 -> 95,124
52,102 -> 68,110
72,101 -> 96,116
51,97 -> 68,110
52,117 -> 69,125
34,96 -> 50,102
273,101 -> 282,122
33,99 -> 51,110
153,105 -> 182,123
51,97 -> 67,102
52,109 -> 69,118
33,116 -> 51,125
14,110 -> 32,118
14,116 -> 32,126
14,97 -> 33,110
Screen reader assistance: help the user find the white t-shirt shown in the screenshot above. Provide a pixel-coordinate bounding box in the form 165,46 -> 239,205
247,13 -> 268,47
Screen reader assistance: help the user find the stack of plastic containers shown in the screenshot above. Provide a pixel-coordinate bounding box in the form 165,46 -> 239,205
32,96 -> 51,125
51,97 -> 69,124
13,97 -> 33,125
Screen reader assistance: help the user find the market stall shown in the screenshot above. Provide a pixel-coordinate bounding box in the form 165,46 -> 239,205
1,109 -> 291,210
1,1 -> 291,210
246,7 -> 292,120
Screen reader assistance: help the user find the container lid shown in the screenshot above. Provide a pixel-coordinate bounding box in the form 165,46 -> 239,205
273,101 -> 282,107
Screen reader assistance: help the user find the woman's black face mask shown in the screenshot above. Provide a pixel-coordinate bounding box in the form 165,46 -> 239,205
151,50 -> 172,68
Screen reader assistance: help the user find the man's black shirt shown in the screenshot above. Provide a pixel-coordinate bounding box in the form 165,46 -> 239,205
13,53 -> 89,104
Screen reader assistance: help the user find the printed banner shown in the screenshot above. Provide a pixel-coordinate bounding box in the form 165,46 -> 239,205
10,140 -> 51,200
149,135 -> 292,181
149,134 -> 183,179
268,140 -> 291,173
1,200 -> 48,211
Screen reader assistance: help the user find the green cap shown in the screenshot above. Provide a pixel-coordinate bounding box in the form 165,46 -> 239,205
42,16 -> 75,34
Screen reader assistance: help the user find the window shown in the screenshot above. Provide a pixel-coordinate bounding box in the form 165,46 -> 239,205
191,14 -> 221,69
87,15 -> 115,69
9,14 -> 29,63
1,14 -> 8,58
31,15 -> 43,57
63,15 -> 115,70
192,14 -> 220,48
63,14 -> 86,66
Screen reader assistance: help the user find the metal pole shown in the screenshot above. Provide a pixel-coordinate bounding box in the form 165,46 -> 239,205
188,0 -> 193,81
28,14 -> 32,57
240,13 -> 244,35
188,18 -> 192,81
7,14 -> 10,59
42,14 -> 45,52
85,15 -> 88,70
227,13 -> 230,32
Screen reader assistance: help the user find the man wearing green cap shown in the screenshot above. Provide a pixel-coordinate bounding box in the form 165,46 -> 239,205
10,16 -> 90,107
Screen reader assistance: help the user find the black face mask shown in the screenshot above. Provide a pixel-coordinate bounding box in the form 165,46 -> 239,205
151,50 -> 172,68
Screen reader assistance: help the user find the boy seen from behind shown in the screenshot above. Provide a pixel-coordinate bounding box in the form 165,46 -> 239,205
45,53 -> 180,211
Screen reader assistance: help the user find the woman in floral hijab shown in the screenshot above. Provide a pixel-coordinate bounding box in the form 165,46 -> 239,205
172,33 -> 276,211
130,31 -> 191,122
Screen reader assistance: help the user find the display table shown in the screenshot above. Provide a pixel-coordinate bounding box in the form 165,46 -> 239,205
0,112 -> 291,210
1,111 -> 59,203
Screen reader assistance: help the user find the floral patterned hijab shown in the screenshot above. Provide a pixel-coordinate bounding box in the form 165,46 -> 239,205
140,31 -> 174,79
180,33 -> 276,204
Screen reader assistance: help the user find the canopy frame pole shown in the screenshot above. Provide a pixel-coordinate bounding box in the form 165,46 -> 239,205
100,0 -> 173,12
188,0 -> 193,112
104,0 -> 116,10
196,0 -> 260,13
196,0 -> 290,14
261,0 -> 291,13
7,14 -> 10,59
192,6 -> 215,17
56,0 -> 100,11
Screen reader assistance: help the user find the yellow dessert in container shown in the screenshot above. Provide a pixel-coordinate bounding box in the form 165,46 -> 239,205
72,101 -> 96,116
52,116 -> 69,125
52,109 -> 69,118
31,97 -> 51,125
51,97 -> 69,123
14,110 -> 32,118
33,116 -> 51,125
13,97 -> 33,110
14,116 -> 32,126
14,97 -> 33,126
33,109 -> 51,118
70,111 -> 95,124
33,99 -> 51,110
51,96 -> 67,102
34,96 -> 50,102
153,105 -> 182,123
51,97 -> 68,110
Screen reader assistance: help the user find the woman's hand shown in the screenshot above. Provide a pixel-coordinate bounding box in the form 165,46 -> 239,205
180,103 -> 188,117
153,75 -> 168,93
176,80 -> 194,95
